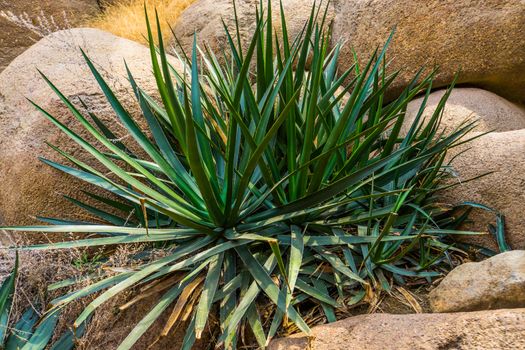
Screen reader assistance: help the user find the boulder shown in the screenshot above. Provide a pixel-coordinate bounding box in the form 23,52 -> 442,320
442,129 -> 525,251
269,308 -> 525,350
0,0 -> 102,72
429,251 -> 525,313
403,88 -> 525,134
331,0 -> 525,103
399,89 -> 525,251
0,28 -> 182,230
171,0 -> 335,57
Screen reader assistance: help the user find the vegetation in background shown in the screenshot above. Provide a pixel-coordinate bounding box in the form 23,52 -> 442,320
0,254 -> 86,350
0,254 -> 20,349
3,1 -> 482,348
90,0 -> 195,43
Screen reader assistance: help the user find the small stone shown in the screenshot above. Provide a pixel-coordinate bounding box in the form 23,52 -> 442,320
430,251 -> 525,313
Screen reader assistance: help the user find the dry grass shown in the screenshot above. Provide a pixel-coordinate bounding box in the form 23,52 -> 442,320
89,0 -> 196,44
0,242 -> 208,349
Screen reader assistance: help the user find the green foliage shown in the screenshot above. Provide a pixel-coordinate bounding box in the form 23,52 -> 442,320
73,251 -> 104,270
3,1 -> 480,348
0,253 -> 19,349
454,201 -> 510,254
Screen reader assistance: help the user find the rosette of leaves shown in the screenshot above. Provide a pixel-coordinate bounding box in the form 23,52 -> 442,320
3,1 -> 479,348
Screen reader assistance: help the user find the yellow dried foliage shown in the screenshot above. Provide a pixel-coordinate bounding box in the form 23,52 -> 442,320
89,0 -> 195,43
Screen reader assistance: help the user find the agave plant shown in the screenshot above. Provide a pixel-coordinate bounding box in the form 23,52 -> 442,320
3,1 -> 479,348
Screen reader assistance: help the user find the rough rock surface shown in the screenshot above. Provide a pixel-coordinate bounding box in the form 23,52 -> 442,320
0,0 -> 102,71
331,0 -> 525,103
0,28 -> 182,230
403,88 -> 525,134
442,129 -> 525,251
430,251 -> 525,313
269,308 -> 525,350
171,0 -> 335,57
399,88 -> 525,250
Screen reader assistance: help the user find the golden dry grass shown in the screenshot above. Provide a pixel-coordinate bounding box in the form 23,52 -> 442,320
89,0 -> 196,43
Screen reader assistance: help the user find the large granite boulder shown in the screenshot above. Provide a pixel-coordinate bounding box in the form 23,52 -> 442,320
0,0 -> 102,72
171,0 -> 335,57
332,0 -> 525,103
401,88 -> 525,251
0,28 -> 181,230
269,308 -> 525,349
403,88 -> 525,134
173,0 -> 525,103
442,129 -> 525,251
